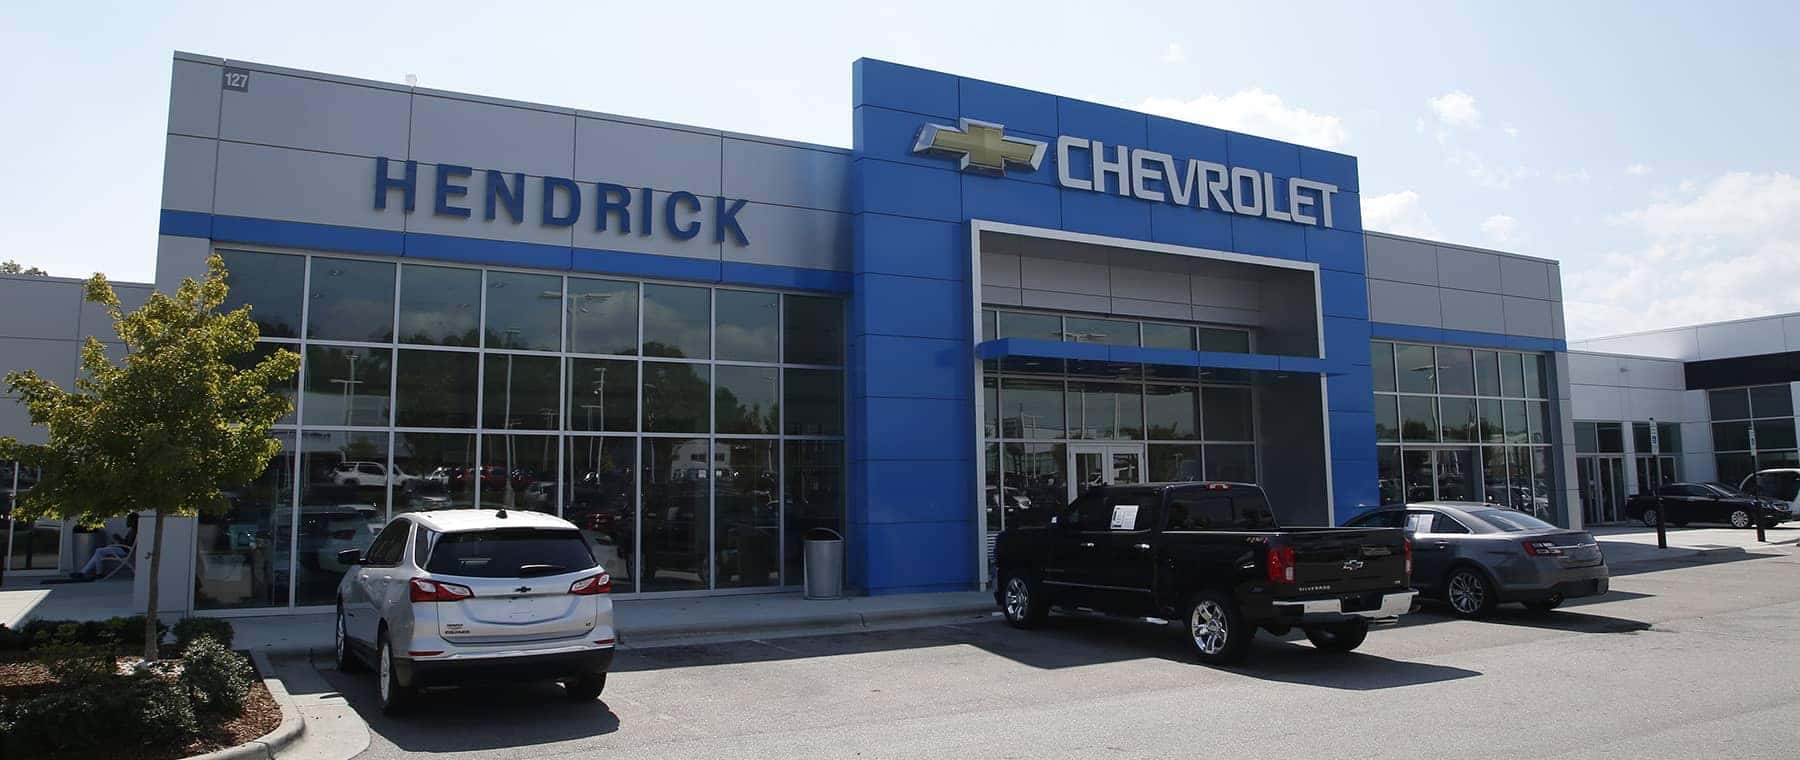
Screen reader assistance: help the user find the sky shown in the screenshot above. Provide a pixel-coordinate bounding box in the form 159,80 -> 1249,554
4,0 -> 1798,340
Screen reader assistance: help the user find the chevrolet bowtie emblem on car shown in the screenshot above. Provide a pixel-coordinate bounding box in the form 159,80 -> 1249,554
1342,559 -> 1365,572
912,118 -> 1047,175
514,586 -> 532,594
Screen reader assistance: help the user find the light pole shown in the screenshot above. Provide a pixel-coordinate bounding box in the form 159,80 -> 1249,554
329,352 -> 361,427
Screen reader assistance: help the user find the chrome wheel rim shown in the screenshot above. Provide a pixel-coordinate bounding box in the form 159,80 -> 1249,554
378,642 -> 391,702
1190,601 -> 1229,655
1004,577 -> 1029,620
1731,510 -> 1751,528
1642,509 -> 1657,527
1449,572 -> 1486,614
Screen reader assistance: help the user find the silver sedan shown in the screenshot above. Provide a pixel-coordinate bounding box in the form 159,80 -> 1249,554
1345,502 -> 1609,617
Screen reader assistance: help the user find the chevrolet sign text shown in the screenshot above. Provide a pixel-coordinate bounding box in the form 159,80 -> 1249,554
1055,136 -> 1340,228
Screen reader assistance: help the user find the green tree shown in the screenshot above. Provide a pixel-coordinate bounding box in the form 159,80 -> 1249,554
1,260 -> 49,276
0,255 -> 299,659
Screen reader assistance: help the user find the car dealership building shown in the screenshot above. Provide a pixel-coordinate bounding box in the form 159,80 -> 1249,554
16,50 -> 1740,617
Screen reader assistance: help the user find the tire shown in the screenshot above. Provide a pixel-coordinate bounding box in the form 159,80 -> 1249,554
1523,596 -> 1563,613
565,673 -> 607,701
335,605 -> 365,673
999,573 -> 1048,629
1184,591 -> 1253,665
1444,567 -> 1497,618
1303,620 -> 1370,653
1639,508 -> 1659,528
1729,509 -> 1753,529
377,633 -> 415,716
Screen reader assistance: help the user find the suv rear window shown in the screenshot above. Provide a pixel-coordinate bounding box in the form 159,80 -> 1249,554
423,528 -> 597,578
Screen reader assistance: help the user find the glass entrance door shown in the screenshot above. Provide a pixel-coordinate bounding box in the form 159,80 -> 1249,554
1069,444 -> 1145,501
1579,455 -> 1626,524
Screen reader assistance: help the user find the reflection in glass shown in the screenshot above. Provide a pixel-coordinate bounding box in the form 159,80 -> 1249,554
785,441 -> 844,584
395,350 -> 479,428
301,346 -> 392,427
983,376 -> 998,439
1400,396 -> 1438,442
783,295 -> 844,365
1377,447 -> 1403,505
1396,344 -> 1436,394
197,432 -> 295,610
1150,444 -> 1203,482
1504,400 -> 1529,444
484,271 -> 562,352
643,284 -> 711,359
1521,353 -> 1544,398
1435,448 -> 1477,501
1198,328 -> 1252,353
1144,385 -> 1198,440
481,434 -> 557,511
1708,388 -> 1750,421
398,264 -> 481,346
1371,342 -> 1396,392
1474,350 -> 1501,396
1527,402 -> 1550,444
1508,447 -> 1533,513
1003,443 -> 1066,524
1403,449 -> 1432,503
1000,378 -> 1063,439
982,310 -> 996,342
716,365 -> 779,434
1205,444 -> 1256,483
1436,348 -> 1475,396
307,257 -> 395,343
1750,384 -> 1793,418
567,277 -> 638,356
1067,382 -> 1143,440
1499,352 -> 1524,398
784,369 -> 843,436
641,438 -> 710,591
644,362 -> 710,433
393,433 -> 475,513
220,250 -> 305,339
716,290 -> 779,362
568,359 -> 636,432
1483,447 -> 1509,505
482,354 -> 560,430
1440,397 -> 1477,443
1755,418 -> 1798,450
1375,395 -> 1399,442
716,439 -> 779,588
1202,386 -> 1254,441
1531,448 -> 1554,519
295,431 -> 388,605
985,443 -> 1004,536
1142,323 -> 1194,350
1063,317 -> 1138,346
997,312 -> 1061,342
1479,399 -> 1504,443
565,437 -> 636,593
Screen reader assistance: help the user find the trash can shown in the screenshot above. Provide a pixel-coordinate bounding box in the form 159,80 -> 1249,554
70,531 -> 102,574
803,528 -> 844,599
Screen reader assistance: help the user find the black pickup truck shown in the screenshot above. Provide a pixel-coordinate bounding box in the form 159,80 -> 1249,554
993,482 -> 1415,664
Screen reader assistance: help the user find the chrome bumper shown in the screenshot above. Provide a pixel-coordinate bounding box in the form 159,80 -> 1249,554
1273,590 -> 1417,620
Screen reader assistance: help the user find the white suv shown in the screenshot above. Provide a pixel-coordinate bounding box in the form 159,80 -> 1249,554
333,509 -> 617,714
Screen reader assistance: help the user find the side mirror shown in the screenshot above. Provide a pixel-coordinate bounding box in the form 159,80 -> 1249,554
336,548 -> 363,566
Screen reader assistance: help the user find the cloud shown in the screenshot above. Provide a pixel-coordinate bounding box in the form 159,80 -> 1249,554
1428,90 -> 1481,127
1503,124 -> 1519,138
1139,89 -> 1348,150
1480,214 -> 1517,243
1625,163 -> 1652,176
1362,191 -> 1441,239
1160,43 -> 1186,64
1446,148 -> 1537,190
1553,168 -> 1592,185
1566,172 -> 1800,339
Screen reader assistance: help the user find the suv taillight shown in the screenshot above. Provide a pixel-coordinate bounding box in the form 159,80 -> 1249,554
1266,544 -> 1295,584
1522,540 -> 1564,557
569,573 -> 612,596
409,578 -> 474,603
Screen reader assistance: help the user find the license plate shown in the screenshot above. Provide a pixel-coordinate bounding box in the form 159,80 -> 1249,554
1341,593 -> 1381,613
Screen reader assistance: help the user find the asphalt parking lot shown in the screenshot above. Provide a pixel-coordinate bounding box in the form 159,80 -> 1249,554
320,541 -> 1800,760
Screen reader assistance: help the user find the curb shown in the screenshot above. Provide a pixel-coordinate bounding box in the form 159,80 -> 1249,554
183,651 -> 306,760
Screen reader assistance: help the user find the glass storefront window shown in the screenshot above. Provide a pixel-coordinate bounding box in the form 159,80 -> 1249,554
784,369 -> 843,436
716,365 -> 779,435
1202,386 -> 1255,441
394,350 -> 479,428
1003,442 -> 1067,519
1436,348 -> 1475,396
398,264 -> 481,346
716,290 -> 780,362
983,377 -> 999,439
1708,388 -> 1751,421
1527,402 -> 1550,444
565,436 -> 635,593
1750,385 -> 1793,418
481,434 -> 557,511
1399,396 -> 1438,442
716,439 -> 779,588
568,359 -> 636,432
643,284 -> 711,359
1067,382 -> 1143,440
1377,447 -> 1402,505
1499,352 -> 1524,398
784,295 -> 844,365
640,437 -> 710,592
294,431 -> 388,605
1063,316 -> 1138,346
1203,444 -> 1256,482
1521,354 -> 1544,398
1375,395 -> 1399,442
482,353 -> 560,430
1149,444 -> 1202,482
1440,397 -> 1477,442
1396,344 -> 1436,394
196,432 -> 295,610
1755,418 -> 1797,450
1371,342 -> 1396,392
1479,399 -> 1504,444
644,362 -> 710,433
1197,328 -> 1252,353
785,440 -> 844,583
567,277 -> 638,356
1144,385 -> 1198,440
307,257 -> 395,343
301,346 -> 392,427
1142,323 -> 1195,351
220,250 -> 305,339
1000,378 -> 1064,439
1473,350 -> 1501,397
484,271 -> 562,352
997,311 -> 1061,342
393,433 -> 476,513
1503,400 -> 1530,444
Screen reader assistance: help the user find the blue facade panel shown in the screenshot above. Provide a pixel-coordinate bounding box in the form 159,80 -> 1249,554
854,213 -> 966,281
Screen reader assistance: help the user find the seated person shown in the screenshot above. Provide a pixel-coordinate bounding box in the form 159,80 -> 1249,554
70,513 -> 138,581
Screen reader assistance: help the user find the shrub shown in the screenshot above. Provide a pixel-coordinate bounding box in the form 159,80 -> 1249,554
16,616 -> 168,650
0,673 -> 198,755
34,637 -> 116,686
179,636 -> 255,717
173,616 -> 236,651
0,624 -> 25,652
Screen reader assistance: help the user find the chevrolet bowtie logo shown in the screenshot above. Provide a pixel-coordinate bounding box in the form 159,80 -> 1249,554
912,118 -> 1047,175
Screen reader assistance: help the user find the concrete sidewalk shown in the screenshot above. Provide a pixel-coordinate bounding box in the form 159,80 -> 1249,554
1592,524 -> 1798,567
231,590 -> 998,657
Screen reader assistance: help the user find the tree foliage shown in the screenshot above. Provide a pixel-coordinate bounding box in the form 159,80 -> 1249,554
1,260 -> 49,276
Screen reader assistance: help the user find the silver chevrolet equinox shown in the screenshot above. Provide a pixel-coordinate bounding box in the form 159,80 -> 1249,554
333,509 -> 617,715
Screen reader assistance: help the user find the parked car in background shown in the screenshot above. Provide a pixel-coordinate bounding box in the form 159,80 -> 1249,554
334,461 -> 416,488
1624,482 -> 1789,529
995,482 -> 1415,665
334,509 -> 616,715
1737,468 -> 1800,519
1346,503 -> 1608,617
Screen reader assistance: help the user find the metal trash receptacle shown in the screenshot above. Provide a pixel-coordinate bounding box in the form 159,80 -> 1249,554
803,528 -> 844,599
70,531 -> 102,574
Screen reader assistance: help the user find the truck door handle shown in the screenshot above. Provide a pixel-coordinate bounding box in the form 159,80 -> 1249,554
1434,541 -> 1450,549
1132,543 -> 1151,551
1080,541 -> 1096,548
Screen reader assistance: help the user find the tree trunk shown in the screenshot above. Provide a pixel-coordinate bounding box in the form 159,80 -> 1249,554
143,510 -> 166,661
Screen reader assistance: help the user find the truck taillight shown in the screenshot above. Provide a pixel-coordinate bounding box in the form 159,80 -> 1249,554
569,573 -> 612,595
1404,538 -> 1413,578
1266,544 -> 1295,584
408,578 -> 473,603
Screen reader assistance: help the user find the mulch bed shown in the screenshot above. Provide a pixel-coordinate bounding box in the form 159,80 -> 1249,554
0,655 -> 283,760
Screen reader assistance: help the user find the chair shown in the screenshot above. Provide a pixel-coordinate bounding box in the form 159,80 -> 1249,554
98,542 -> 137,579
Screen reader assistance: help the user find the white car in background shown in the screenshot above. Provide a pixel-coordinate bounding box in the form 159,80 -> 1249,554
333,461 -> 416,488
1739,468 -> 1800,517
333,509 -> 616,715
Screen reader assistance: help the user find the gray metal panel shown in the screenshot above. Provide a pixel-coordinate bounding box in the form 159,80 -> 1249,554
1367,279 -> 1442,327
1551,306 -> 1566,340
1019,289 -> 1110,313
1364,236 -> 1438,286
1547,262 -> 1564,302
1499,256 -> 1552,299
1109,262 -> 1190,304
571,193 -> 720,262
161,134 -> 217,213
1439,289 -> 1505,333
1501,296 -> 1554,338
981,285 -> 1022,306
0,279 -> 83,340
575,117 -> 722,195
980,251 -> 1021,288
1435,246 -> 1501,293
403,168 -> 576,248
724,203 -> 850,272
0,337 -> 81,387
1570,383 -> 1624,421
1019,255 -> 1109,296
409,94 -> 575,178
1567,353 -> 1621,387
219,70 -> 411,157
1696,318 -> 1786,360
722,139 -> 851,212
1190,275 -> 1261,311
168,58 -> 222,139
1110,297 -> 1191,322
1785,316 -> 1800,351
212,142 -> 403,230
156,235 -> 213,293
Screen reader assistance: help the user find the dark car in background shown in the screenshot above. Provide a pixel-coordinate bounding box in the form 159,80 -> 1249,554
1346,502 -> 1608,617
1624,482 -> 1788,529
1737,468 -> 1800,520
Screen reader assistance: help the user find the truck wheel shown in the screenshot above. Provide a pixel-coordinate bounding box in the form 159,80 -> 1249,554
1445,567 -> 1497,618
1000,573 -> 1048,628
1303,620 -> 1369,653
1638,508 -> 1658,528
564,672 -> 607,700
1185,591 -> 1252,665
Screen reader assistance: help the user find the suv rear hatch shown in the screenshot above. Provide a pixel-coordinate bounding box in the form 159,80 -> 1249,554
1281,528 -> 1410,596
423,527 -> 603,645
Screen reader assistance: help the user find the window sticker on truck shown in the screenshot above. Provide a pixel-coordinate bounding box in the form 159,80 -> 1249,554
1110,505 -> 1139,530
